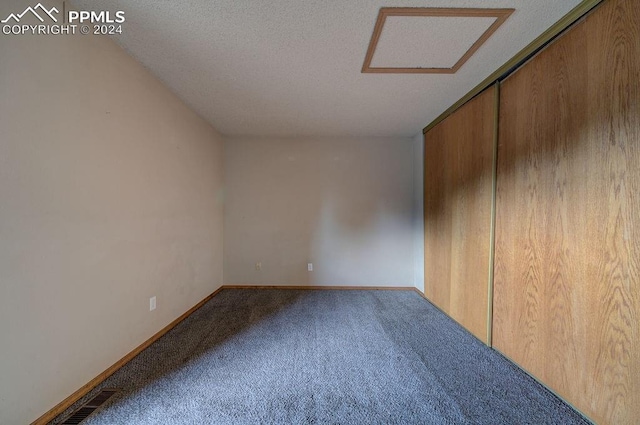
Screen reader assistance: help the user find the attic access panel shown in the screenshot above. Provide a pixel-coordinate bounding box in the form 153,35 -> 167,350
362,8 -> 514,74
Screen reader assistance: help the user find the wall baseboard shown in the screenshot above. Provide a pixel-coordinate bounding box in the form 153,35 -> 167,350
31,284 -> 417,424
223,284 -> 416,291
30,286 -> 225,425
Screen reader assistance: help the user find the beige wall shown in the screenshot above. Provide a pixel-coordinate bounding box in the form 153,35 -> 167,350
223,137 -> 415,287
0,1 -> 224,423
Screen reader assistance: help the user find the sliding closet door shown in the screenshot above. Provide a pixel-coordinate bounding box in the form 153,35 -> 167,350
493,0 -> 639,423
424,85 -> 496,344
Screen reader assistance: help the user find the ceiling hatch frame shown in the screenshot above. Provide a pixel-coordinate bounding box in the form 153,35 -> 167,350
362,7 -> 515,74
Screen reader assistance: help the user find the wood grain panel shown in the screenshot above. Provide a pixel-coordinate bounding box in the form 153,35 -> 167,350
424,85 -> 496,343
494,0 -> 640,423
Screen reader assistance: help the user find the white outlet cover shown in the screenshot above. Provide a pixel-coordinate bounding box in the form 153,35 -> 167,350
150,296 -> 156,311
307,263 -> 313,272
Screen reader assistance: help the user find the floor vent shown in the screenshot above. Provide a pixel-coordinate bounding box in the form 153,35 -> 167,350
60,389 -> 119,425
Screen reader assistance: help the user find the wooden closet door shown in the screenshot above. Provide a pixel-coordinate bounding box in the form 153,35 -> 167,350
424,85 -> 497,344
493,0 -> 640,423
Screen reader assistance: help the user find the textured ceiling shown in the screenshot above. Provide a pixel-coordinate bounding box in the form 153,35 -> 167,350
73,0 -> 581,138
370,16 -> 497,68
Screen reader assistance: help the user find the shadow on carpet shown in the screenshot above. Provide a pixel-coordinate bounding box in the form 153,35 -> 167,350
49,289 -> 591,424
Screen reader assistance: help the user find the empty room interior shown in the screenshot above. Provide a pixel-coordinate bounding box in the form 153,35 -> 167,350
1,0 -> 638,424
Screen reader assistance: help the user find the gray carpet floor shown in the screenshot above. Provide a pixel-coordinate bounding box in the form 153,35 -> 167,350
50,289 -> 590,424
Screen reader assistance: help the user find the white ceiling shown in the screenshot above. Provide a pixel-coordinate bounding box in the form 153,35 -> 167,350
370,16 -> 498,68
74,0 -> 581,138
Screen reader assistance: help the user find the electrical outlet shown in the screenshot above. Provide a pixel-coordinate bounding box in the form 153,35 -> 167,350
256,262 -> 262,270
307,263 -> 313,272
149,296 -> 156,311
